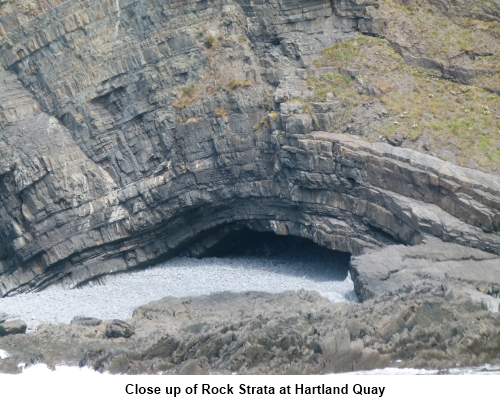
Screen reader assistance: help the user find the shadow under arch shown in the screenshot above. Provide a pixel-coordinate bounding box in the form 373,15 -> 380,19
179,226 -> 352,283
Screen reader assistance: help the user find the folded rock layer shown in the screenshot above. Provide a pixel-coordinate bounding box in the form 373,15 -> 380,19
0,0 -> 499,299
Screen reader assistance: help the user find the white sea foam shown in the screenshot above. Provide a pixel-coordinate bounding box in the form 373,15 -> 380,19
10,363 -> 500,376
338,365 -> 500,375
0,349 -> 10,359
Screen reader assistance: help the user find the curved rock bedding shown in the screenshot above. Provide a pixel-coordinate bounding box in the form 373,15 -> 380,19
1,0 -> 500,297
1,0 -> 500,375
0,245 -> 355,331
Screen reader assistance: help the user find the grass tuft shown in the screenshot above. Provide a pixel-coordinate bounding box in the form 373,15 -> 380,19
215,108 -> 229,117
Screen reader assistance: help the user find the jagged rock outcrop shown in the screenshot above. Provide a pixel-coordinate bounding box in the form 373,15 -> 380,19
0,0 -> 499,299
0,290 -> 498,374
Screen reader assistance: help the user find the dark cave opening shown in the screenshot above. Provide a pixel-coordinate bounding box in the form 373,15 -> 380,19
193,229 -> 352,282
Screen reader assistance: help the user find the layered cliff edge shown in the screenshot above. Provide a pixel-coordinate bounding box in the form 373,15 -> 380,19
1,0 -> 500,375
0,0 -> 499,308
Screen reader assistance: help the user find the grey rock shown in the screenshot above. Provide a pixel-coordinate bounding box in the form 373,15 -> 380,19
106,320 -> 135,339
0,0 -> 498,376
1,320 -> 27,336
0,0 -> 500,296
0,0 -> 497,298
285,114 -> 313,134
351,236 -> 500,303
70,316 -> 102,327
387,132 -> 405,146
0,290 -> 498,375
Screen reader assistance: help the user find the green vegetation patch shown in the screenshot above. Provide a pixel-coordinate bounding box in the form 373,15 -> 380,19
312,35 -> 500,169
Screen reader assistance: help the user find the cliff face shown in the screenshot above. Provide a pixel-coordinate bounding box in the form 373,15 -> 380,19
0,0 -> 499,297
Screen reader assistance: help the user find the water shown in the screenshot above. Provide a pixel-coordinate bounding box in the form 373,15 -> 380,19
339,365 -> 500,375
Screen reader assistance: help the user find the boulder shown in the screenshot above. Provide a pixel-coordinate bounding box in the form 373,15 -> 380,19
1,320 -> 27,336
70,316 -> 102,327
106,320 -> 135,339
387,132 -> 405,146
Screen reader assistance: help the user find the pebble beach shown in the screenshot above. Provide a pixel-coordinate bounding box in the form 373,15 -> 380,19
0,245 -> 356,331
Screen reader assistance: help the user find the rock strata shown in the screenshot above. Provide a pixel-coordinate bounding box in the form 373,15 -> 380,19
0,0 -> 499,297
0,0 -> 499,374
351,236 -> 500,307
0,290 -> 498,374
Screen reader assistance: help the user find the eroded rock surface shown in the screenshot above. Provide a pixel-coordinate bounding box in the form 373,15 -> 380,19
0,0 -> 499,296
70,316 -> 102,327
352,236 -> 500,305
0,290 -> 498,374
1,0 -> 499,375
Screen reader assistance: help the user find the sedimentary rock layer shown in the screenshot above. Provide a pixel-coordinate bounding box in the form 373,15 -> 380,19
0,0 -> 499,296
